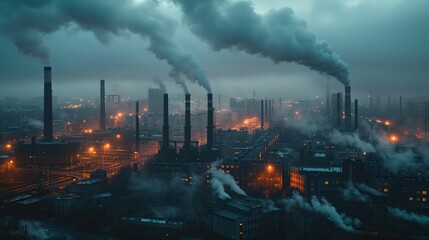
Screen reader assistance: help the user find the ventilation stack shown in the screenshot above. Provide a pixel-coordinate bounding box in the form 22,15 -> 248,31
43,66 -> 53,142
345,85 -> 352,131
207,93 -> 214,150
162,93 -> 170,150
100,80 -> 106,131
184,94 -> 191,150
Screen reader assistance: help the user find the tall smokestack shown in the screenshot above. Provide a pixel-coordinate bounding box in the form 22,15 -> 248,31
162,93 -> 169,150
345,85 -> 351,131
387,96 -> 391,116
135,101 -> 140,153
100,80 -> 106,131
184,94 -> 191,149
354,99 -> 359,131
268,99 -> 272,124
336,92 -> 341,128
207,93 -> 214,149
43,66 -> 53,142
265,100 -> 268,123
279,98 -> 282,110
326,80 -> 331,117
399,95 -> 402,118
261,100 -> 264,130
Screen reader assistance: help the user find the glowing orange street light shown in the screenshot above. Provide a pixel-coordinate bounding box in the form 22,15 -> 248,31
267,165 -> 273,173
385,121 -> 391,126
6,144 -> 12,149
389,135 -> 399,143
116,134 -> 121,139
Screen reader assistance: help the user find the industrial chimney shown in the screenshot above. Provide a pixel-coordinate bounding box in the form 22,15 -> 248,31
336,92 -> 341,129
268,99 -> 272,125
265,100 -> 268,124
345,85 -> 352,131
184,94 -> 191,150
100,80 -> 106,131
43,66 -> 53,142
135,101 -> 140,153
162,93 -> 169,150
207,93 -> 214,150
260,100 -> 264,130
326,81 -> 331,117
354,99 -> 359,131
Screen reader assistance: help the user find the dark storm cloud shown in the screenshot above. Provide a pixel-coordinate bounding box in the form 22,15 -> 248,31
172,0 -> 349,85
0,0 -> 211,92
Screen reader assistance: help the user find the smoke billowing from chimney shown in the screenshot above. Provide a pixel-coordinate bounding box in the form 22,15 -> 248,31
210,162 -> 247,198
341,182 -> 370,203
388,207 -> 429,225
152,76 -> 167,93
281,192 -> 361,233
43,66 -> 53,142
0,0 -> 211,92
173,0 -> 349,85
169,68 -> 189,94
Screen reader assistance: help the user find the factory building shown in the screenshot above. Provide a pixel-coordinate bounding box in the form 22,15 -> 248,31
289,166 -> 342,198
210,199 -> 279,240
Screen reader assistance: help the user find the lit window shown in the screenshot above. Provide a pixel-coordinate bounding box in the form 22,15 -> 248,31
423,198 -> 427,202
383,188 -> 388,193
409,197 -> 414,201
423,191 -> 427,195
324,181 -> 329,185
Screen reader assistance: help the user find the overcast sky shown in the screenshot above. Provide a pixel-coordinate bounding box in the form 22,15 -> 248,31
0,0 -> 428,103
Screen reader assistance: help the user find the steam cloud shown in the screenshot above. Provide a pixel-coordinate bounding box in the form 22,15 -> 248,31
328,129 -> 376,153
281,192 -> 361,233
0,0 -> 211,92
356,184 -> 384,197
210,162 -> 247,199
27,119 -> 44,129
152,76 -> 167,93
341,182 -> 370,203
173,0 -> 349,85
169,68 -> 189,94
388,207 -> 429,226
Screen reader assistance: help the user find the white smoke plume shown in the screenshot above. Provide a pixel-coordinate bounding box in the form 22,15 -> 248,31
209,161 -> 247,199
341,182 -> 370,203
388,207 -> 429,226
152,76 -> 167,93
280,192 -> 361,233
169,68 -> 189,94
27,119 -> 44,129
328,129 -> 376,153
210,177 -> 231,200
356,184 -> 384,197
173,0 -> 349,85
286,114 -> 330,135
360,122 -> 423,174
0,0 -> 211,92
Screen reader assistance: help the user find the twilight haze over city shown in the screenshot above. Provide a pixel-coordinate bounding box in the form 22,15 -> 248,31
1,0 -> 429,239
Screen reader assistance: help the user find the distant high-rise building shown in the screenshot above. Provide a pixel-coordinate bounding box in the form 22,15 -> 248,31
148,88 -> 164,116
106,95 -> 120,111
407,102 -> 429,139
331,92 -> 343,129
